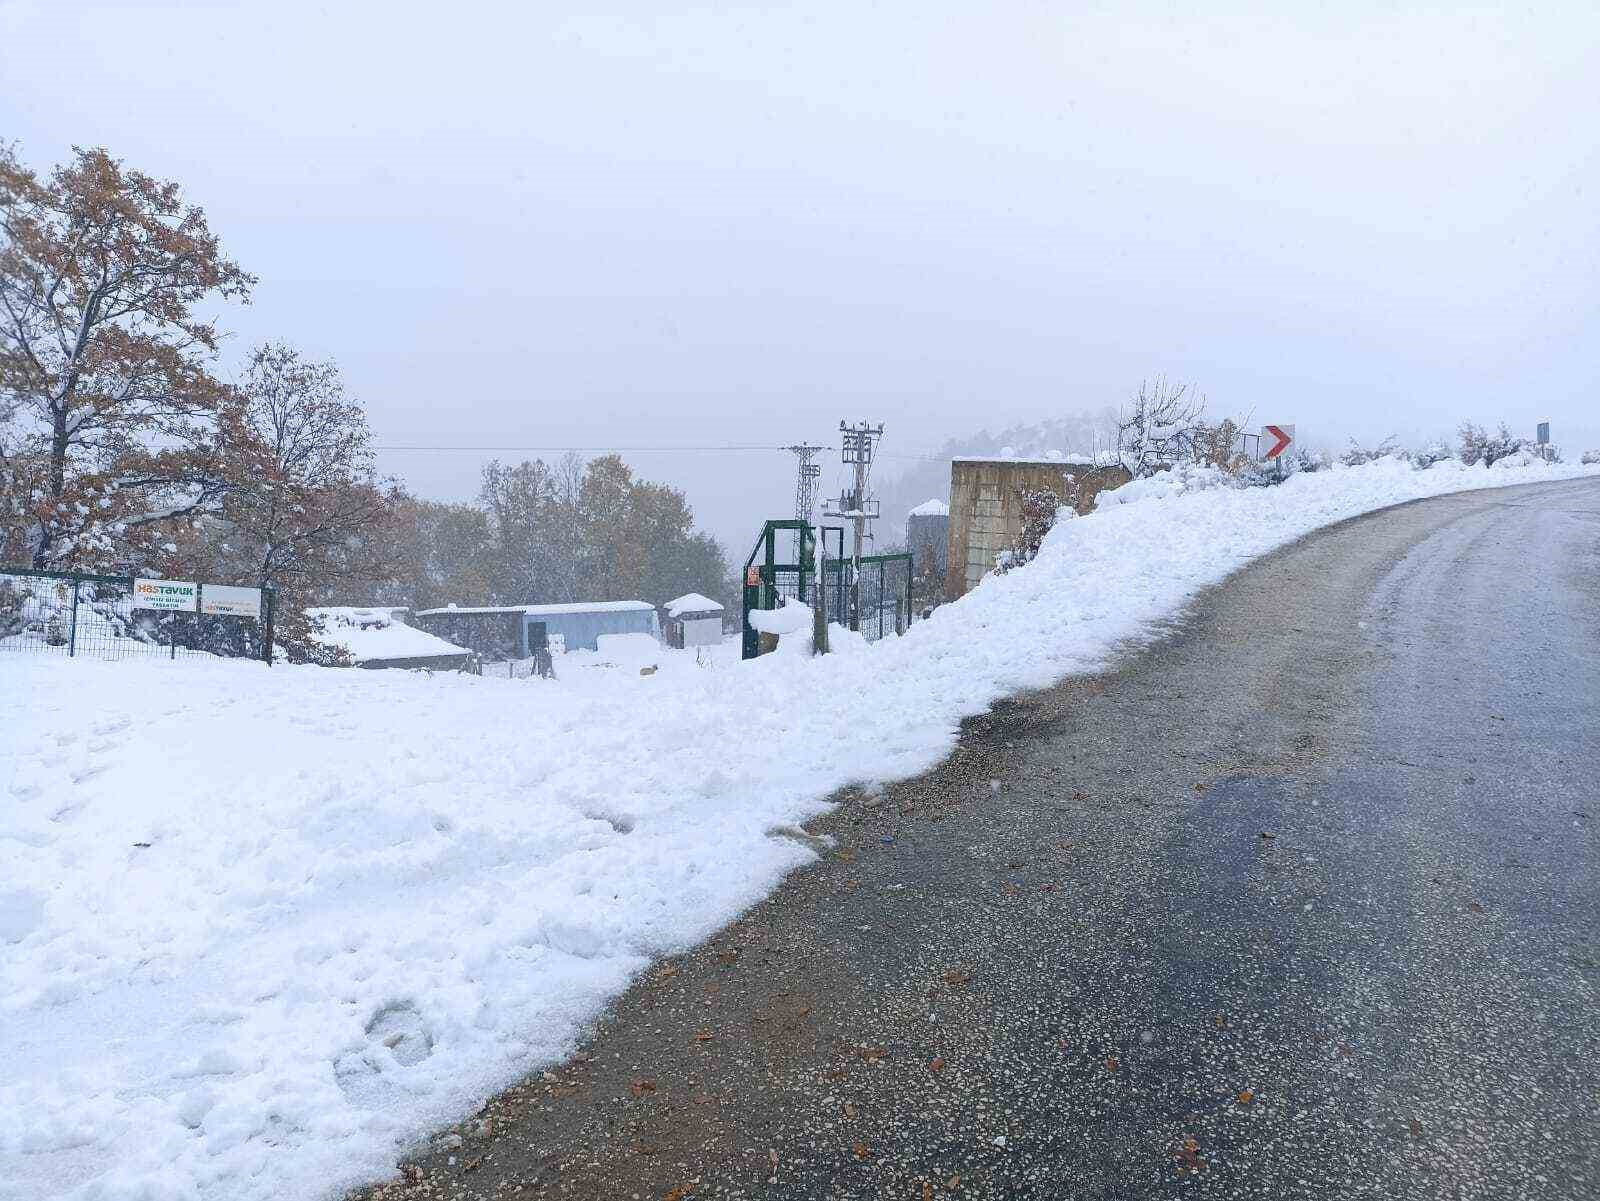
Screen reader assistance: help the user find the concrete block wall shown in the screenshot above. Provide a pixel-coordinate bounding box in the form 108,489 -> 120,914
944,459 -> 1131,600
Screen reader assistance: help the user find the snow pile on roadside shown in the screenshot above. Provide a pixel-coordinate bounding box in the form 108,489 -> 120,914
746,596 -> 814,648
3,456 -> 1595,1201
592,631 -> 661,668
307,607 -> 469,664
1094,460 -> 1237,506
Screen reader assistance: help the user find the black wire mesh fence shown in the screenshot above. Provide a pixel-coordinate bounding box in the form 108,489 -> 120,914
853,553 -> 914,643
0,568 -> 274,663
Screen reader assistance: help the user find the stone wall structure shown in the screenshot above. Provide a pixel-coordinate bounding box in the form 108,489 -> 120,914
945,458 -> 1131,600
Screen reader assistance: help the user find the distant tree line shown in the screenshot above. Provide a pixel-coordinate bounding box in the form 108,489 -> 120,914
357,454 -> 732,615
0,142 -> 730,659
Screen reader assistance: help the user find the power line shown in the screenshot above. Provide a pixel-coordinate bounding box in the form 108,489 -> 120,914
372,443 -> 791,454
371,442 -> 948,463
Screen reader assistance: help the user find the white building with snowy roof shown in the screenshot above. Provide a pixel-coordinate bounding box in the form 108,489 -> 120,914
412,600 -> 659,658
307,607 -> 474,671
661,592 -> 725,649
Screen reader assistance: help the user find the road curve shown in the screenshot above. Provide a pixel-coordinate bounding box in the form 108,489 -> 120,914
360,475 -> 1600,1201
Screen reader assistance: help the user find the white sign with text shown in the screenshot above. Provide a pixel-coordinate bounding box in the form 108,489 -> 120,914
199,585 -> 263,619
132,578 -> 198,612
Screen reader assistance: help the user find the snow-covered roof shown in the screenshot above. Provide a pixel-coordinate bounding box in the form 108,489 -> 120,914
664,592 -> 725,617
952,451 -> 1118,468
307,607 -> 470,664
908,498 -> 949,517
415,600 -> 655,617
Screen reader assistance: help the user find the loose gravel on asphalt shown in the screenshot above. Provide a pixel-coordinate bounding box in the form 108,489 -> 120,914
354,476 -> 1600,1201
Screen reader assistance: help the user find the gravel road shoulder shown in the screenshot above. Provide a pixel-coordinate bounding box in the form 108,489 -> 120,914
354,477 -> 1600,1201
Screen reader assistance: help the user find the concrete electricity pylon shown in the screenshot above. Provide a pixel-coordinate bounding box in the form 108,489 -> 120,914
823,420 -> 884,631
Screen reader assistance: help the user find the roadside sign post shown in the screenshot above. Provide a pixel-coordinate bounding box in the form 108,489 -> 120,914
1262,424 -> 1295,479
263,584 -> 277,666
132,578 -> 198,659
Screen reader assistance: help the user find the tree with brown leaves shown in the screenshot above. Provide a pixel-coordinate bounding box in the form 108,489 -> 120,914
0,143 -> 253,568
193,342 -> 403,660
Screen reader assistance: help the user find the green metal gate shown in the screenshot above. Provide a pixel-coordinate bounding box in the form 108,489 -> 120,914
740,521 -> 913,659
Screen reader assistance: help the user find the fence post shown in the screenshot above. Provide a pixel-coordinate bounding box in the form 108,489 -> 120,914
262,585 -> 276,666
906,552 -> 914,630
68,575 -> 80,657
877,561 -> 885,639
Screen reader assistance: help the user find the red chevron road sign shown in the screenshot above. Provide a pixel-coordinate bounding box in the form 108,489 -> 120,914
1263,424 -> 1294,458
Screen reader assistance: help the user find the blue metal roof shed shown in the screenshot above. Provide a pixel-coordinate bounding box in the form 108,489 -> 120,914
413,601 -> 659,655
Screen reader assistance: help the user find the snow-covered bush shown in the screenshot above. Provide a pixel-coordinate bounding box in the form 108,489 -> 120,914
1488,447 -> 1555,471
995,487 -> 1068,572
1340,436 -> 1400,466
1190,418 -> 1252,473
1286,446 -> 1326,475
1583,449 -> 1600,465
1411,440 -> 1455,468
1231,457 -> 1281,488
0,578 -> 25,639
1458,421 -> 1525,467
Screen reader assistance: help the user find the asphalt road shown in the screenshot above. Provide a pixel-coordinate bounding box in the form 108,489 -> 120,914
360,476 -> 1599,1201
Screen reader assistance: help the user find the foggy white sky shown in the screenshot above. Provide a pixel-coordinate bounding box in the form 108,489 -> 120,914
5,1 -> 1597,551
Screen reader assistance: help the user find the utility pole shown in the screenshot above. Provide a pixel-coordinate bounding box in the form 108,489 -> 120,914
824,420 -> 883,631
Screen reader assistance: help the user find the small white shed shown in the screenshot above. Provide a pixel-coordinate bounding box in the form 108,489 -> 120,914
662,592 -> 725,649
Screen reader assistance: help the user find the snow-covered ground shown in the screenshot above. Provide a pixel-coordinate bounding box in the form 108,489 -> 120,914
3,454 -> 1595,1201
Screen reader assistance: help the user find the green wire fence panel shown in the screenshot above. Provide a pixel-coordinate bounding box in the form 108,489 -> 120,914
0,567 -> 275,664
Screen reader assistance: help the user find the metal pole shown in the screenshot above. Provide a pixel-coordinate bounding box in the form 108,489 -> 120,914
68,575 -> 79,657
906,555 -> 913,630
262,585 -> 276,665
813,529 -> 829,655
851,447 -> 865,632
876,561 -> 884,639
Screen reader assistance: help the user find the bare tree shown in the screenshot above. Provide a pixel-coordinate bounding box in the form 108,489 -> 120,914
1115,378 -> 1205,478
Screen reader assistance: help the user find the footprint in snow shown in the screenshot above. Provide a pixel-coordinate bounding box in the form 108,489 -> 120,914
335,1001 -> 434,1107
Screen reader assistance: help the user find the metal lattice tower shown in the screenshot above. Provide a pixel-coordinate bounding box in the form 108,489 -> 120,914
784,442 -> 825,524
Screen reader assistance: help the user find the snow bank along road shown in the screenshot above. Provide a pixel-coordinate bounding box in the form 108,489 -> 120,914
2,457 -> 1596,1200
355,474 -> 1600,1201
